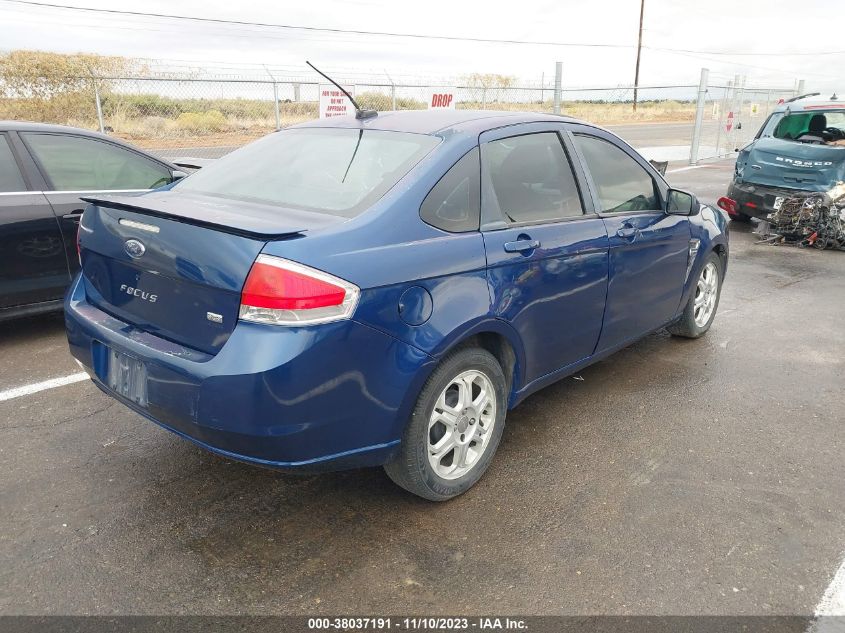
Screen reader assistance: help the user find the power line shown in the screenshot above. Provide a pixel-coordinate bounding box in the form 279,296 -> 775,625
654,47 -> 832,81
655,46 -> 845,57
3,0 -> 843,58
0,0 -> 633,49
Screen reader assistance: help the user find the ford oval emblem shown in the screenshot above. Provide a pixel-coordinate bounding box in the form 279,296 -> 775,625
124,239 -> 146,259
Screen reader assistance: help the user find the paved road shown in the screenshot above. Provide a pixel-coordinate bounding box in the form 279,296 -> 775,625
609,122 -> 694,147
1,161 -> 843,616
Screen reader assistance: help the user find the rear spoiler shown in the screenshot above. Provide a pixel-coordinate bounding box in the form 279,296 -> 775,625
80,194 -> 313,240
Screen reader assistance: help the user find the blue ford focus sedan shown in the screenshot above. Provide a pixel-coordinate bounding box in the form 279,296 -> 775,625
65,110 -> 728,500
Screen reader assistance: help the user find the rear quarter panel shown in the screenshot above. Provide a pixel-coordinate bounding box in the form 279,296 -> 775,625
258,133 -> 530,398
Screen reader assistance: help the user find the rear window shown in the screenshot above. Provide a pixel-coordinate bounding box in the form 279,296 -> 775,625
762,110 -> 845,144
176,128 -> 440,218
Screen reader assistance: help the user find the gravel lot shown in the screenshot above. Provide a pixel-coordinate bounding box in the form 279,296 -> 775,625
1,159 -> 843,616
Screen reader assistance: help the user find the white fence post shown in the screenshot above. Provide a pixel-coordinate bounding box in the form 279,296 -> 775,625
263,66 -> 281,131
88,67 -> 105,134
552,61 -> 562,115
714,80 -> 732,158
384,70 -> 397,111
689,68 -> 709,165
735,75 -> 747,149
272,82 -> 281,130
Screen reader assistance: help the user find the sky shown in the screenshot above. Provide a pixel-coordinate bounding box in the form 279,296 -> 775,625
0,0 -> 842,92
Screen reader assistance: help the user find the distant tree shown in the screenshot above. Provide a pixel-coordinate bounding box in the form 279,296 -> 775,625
0,50 -> 132,125
462,73 -> 516,103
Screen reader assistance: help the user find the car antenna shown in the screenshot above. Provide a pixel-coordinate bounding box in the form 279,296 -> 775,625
306,61 -> 377,120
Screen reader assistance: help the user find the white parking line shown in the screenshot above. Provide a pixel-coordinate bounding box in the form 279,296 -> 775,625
807,555 -> 845,632
667,165 -> 710,174
0,372 -> 89,403
816,556 -> 845,615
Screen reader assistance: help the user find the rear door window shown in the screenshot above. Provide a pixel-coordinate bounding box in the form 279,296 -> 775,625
573,134 -> 659,212
0,135 -> 27,192
420,148 -> 480,232
22,133 -> 173,191
484,132 -> 583,224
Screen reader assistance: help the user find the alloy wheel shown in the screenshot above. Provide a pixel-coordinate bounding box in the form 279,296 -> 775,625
693,261 -> 719,327
427,369 -> 497,480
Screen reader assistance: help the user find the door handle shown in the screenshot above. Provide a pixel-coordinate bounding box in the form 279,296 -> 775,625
62,209 -> 84,221
504,239 -> 540,253
616,226 -> 639,239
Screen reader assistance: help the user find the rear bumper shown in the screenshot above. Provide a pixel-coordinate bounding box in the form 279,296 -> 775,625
64,274 -> 435,471
726,180 -> 801,220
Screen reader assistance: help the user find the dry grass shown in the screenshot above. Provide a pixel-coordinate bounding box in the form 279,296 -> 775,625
2,92 -> 696,151
458,99 -> 697,124
110,100 -> 695,149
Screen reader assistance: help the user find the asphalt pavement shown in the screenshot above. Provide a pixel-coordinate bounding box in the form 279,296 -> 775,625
1,159 -> 843,616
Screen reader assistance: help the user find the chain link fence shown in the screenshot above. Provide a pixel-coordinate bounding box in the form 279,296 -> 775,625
0,65 -> 802,163
692,73 -> 796,163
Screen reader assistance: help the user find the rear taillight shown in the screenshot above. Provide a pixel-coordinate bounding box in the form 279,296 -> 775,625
717,196 -> 739,216
239,255 -> 359,326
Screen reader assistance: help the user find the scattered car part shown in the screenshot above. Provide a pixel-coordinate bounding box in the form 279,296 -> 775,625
757,182 -> 845,250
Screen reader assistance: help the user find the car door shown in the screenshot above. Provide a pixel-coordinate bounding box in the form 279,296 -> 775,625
567,125 -> 690,353
18,132 -> 175,279
0,132 -> 70,311
480,124 -> 610,384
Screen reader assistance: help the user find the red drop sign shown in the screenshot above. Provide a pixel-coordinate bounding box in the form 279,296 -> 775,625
428,89 -> 456,110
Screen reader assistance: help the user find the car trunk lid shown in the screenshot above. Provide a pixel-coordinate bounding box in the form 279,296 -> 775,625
741,137 -> 845,192
79,192 -> 345,354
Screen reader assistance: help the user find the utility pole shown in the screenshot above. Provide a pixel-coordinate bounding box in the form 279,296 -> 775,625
633,0 -> 645,112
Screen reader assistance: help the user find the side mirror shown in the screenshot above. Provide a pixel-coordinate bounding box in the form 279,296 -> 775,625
666,188 -> 700,216
171,169 -> 189,181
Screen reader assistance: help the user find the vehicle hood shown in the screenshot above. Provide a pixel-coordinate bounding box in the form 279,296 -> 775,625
736,137 -> 845,192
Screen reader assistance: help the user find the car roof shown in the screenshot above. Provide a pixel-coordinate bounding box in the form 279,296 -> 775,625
1,120 -> 114,137
0,120 -> 175,167
775,95 -> 844,112
290,109 -> 587,136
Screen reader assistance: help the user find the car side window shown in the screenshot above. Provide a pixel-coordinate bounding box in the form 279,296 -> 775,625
573,134 -> 659,213
420,148 -> 480,232
0,135 -> 27,192
485,132 -> 583,224
22,133 -> 173,191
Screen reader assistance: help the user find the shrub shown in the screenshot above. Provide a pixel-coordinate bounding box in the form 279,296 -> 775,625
355,91 -> 425,111
175,110 -> 228,133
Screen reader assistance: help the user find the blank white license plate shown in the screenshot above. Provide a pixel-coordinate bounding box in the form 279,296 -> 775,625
106,349 -> 148,407
773,196 -> 785,210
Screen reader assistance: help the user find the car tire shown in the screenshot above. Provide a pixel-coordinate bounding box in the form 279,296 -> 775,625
730,213 -> 752,223
384,347 -> 507,501
668,251 -> 723,339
